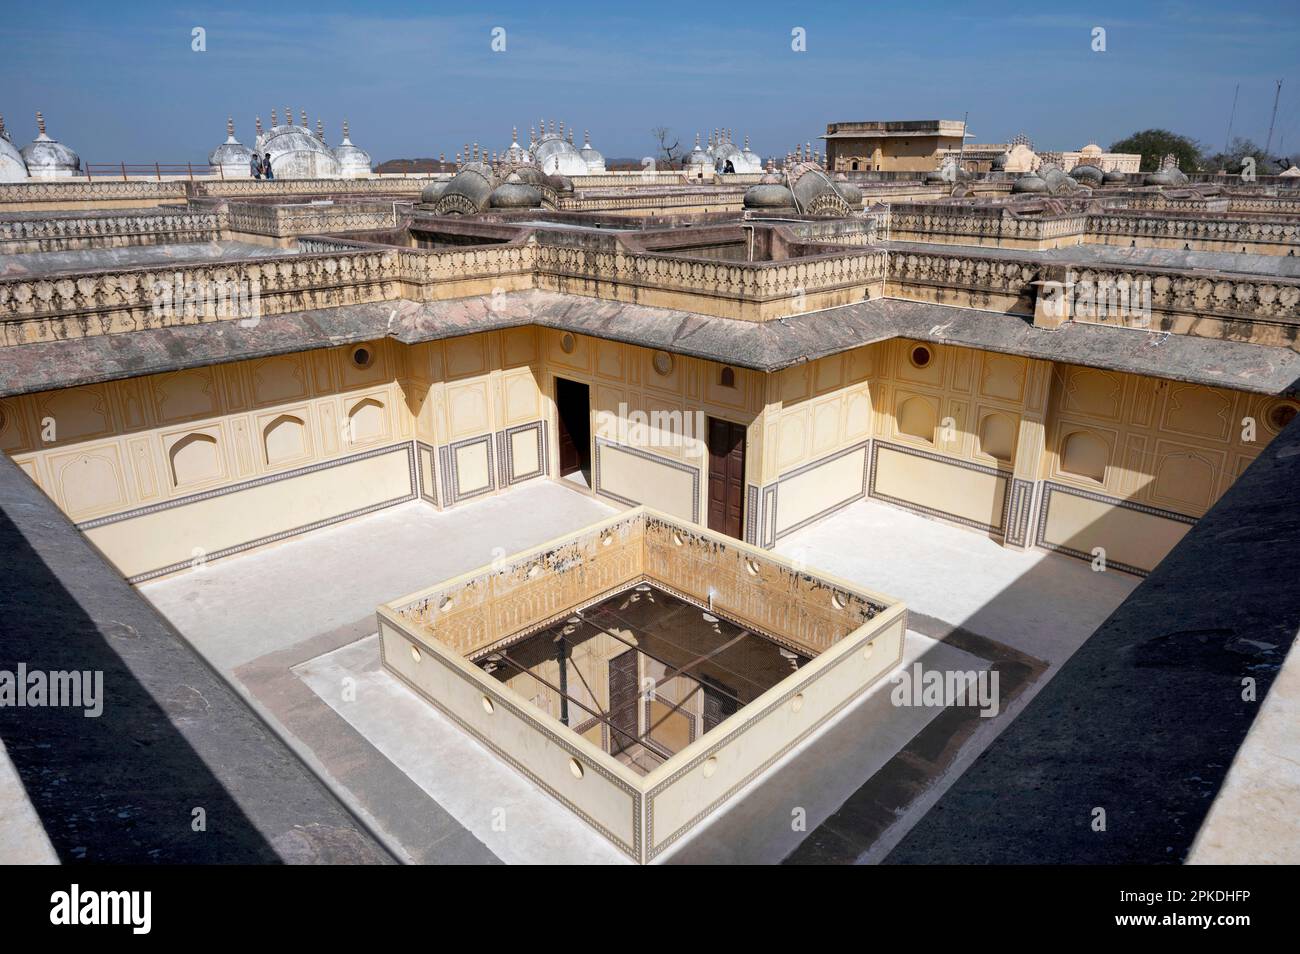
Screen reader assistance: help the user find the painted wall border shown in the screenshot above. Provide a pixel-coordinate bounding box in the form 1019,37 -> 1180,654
1034,480 -> 1198,577
592,438 -> 701,524
869,440 -> 1013,536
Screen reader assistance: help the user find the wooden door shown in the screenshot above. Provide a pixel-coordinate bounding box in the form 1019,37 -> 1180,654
707,417 -> 746,539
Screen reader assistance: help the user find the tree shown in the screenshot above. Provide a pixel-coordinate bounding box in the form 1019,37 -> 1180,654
651,127 -> 682,168
1109,129 -> 1204,173
1203,137 -> 1270,173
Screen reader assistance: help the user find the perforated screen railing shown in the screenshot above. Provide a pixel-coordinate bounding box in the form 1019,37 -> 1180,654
474,582 -> 811,775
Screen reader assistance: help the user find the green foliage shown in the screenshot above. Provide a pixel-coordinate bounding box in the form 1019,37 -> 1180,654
1109,130 -> 1204,173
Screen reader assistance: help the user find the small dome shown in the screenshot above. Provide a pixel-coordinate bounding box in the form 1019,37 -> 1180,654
744,182 -> 795,209
420,180 -> 448,203
1080,143 -> 1103,155
832,174 -> 863,208
1069,164 -> 1104,184
990,151 -> 1009,171
1012,172 -> 1049,194
489,174 -> 542,209
209,118 -> 253,177
546,173 -> 573,193
1103,169 -> 1127,183
1143,169 -> 1177,186
20,113 -> 80,178
333,121 -> 372,178
684,134 -> 712,172
578,130 -> 605,173
0,116 -> 27,182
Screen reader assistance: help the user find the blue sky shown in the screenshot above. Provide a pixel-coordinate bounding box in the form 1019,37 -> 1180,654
2,1 -> 1297,163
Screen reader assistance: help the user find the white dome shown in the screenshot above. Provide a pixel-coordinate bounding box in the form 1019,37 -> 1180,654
578,130 -> 605,173
20,113 -> 80,179
0,119 -> 27,182
332,121 -> 372,178
258,118 -> 341,179
208,119 -> 253,178
531,129 -> 588,176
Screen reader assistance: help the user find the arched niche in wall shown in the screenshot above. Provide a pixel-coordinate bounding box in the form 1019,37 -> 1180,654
1060,429 -> 1109,483
977,411 -> 1016,464
897,395 -> 937,443
346,397 -> 386,445
263,414 -> 307,467
169,432 -> 222,488
1153,450 -> 1216,511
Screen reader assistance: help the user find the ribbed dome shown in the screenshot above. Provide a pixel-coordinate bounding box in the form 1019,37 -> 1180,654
1102,169 -> 1127,183
20,113 -> 80,179
832,174 -> 863,209
0,117 -> 27,182
209,118 -> 253,177
532,130 -> 588,176
489,174 -> 542,208
428,165 -> 495,214
1012,172 -> 1049,194
1069,163 -> 1104,184
333,121 -> 372,178
990,151 -> 1009,171
744,183 -> 795,209
260,119 -> 341,179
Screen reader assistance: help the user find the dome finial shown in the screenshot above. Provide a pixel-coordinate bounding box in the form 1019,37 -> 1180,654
35,111 -> 46,137
227,116 -> 234,138
255,116 -> 263,136
343,119 -> 350,140
286,107 -> 293,126
0,114 -> 6,141
316,118 -> 324,140
584,129 -> 590,146
301,109 -> 308,128
271,108 -> 278,127
512,125 -> 518,144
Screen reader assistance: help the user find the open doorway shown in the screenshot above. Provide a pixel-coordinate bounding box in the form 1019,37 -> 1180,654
554,377 -> 592,488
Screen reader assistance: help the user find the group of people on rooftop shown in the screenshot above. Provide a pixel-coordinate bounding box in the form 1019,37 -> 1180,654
250,153 -> 275,180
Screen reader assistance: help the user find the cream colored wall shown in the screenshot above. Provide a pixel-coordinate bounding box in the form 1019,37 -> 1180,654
758,337 -> 1294,574
538,328 -> 765,529
4,323 -> 1292,582
2,339 -> 414,580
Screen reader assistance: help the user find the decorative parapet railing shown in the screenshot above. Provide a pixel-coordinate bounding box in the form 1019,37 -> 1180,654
532,241 -> 887,320
191,177 -> 433,198
886,204 -> 1089,248
0,249 -> 402,346
770,216 -> 885,246
887,249 -> 1041,314
1222,194 -> 1300,215
1049,264 -> 1300,346
570,172 -> 687,188
557,191 -> 746,213
0,179 -> 189,209
3,221 -> 1296,347
1084,211 -> 1300,251
224,201 -> 408,239
0,208 -> 225,253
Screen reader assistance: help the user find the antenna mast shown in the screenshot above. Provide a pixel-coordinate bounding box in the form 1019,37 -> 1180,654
1264,79 -> 1283,156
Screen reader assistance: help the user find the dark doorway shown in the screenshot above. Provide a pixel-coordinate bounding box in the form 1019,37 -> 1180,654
607,649 -> 639,756
701,676 -> 741,734
707,417 -> 746,539
554,377 -> 591,484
